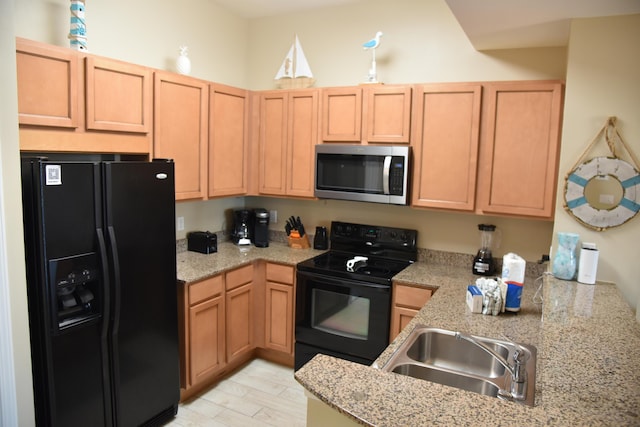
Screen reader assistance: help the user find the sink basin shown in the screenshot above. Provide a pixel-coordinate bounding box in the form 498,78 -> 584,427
377,326 -> 537,406
391,364 -> 501,397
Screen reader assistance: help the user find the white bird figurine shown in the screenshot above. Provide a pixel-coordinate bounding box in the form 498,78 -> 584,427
363,31 -> 383,50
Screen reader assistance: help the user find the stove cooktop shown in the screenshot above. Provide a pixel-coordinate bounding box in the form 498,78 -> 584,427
296,221 -> 418,285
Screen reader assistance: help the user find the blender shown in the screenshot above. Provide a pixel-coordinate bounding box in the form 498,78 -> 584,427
472,224 -> 497,276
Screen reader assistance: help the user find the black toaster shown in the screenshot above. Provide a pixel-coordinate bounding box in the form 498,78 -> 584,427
187,231 -> 217,254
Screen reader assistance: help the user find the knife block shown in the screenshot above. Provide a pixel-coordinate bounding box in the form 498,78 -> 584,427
288,234 -> 310,249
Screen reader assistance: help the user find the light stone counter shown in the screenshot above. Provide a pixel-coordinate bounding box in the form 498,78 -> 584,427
176,240 -> 324,283
295,262 -> 640,426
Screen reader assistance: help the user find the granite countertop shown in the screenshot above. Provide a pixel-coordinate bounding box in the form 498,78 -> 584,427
176,240 -> 324,283
295,262 -> 640,426
176,240 -> 640,425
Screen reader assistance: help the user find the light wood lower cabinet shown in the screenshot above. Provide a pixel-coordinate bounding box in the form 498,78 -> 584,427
390,283 -> 433,341
178,274 -> 225,391
225,264 -> 255,363
264,263 -> 295,355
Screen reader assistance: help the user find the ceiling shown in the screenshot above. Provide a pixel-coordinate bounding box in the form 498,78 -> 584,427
212,0 -> 640,49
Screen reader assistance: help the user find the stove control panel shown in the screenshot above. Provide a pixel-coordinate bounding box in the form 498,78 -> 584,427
331,221 -> 417,251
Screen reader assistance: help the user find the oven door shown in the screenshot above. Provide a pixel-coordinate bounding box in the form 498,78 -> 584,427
295,270 -> 391,367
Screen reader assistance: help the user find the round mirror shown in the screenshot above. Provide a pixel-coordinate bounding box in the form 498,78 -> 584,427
564,156 -> 640,231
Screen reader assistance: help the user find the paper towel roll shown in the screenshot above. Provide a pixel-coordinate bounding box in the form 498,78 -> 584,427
577,243 -> 598,285
501,253 -> 526,285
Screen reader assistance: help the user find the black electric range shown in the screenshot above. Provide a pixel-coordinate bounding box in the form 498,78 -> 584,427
294,221 -> 418,370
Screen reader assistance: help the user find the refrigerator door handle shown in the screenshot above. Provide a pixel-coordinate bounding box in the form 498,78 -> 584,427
107,225 -> 122,333
107,224 -> 123,423
96,227 -> 114,427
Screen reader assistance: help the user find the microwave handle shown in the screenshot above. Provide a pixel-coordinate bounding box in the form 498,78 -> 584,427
382,156 -> 392,195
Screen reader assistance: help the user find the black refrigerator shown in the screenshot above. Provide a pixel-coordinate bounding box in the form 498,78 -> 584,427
21,157 -> 180,426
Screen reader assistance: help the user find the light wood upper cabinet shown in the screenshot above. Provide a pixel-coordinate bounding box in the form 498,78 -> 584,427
16,38 -> 151,154
363,85 -> 412,144
259,89 -> 319,198
321,87 -> 362,142
321,85 -> 412,144
16,38 -> 80,128
154,71 -> 208,201
286,90 -> 319,197
208,84 -> 249,197
85,56 -> 152,133
259,92 -> 288,195
411,83 -> 482,211
477,81 -> 564,219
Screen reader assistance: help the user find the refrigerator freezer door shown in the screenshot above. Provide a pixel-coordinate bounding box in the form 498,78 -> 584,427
21,159 -> 112,426
103,161 -> 180,425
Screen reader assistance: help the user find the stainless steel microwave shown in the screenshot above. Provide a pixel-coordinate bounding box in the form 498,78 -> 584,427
314,144 -> 410,205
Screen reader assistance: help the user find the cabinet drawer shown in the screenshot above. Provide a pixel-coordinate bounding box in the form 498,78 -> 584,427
225,264 -> 253,290
189,275 -> 223,306
266,263 -> 294,285
394,285 -> 432,309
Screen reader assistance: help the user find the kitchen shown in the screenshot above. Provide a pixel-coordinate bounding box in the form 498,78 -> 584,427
1,0 -> 639,425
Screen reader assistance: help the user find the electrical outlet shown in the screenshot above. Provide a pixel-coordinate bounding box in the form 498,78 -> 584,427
177,216 -> 185,231
270,210 -> 277,224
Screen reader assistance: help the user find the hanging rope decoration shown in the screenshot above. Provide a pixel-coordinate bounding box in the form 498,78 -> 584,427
68,0 -> 87,51
564,117 -> 640,231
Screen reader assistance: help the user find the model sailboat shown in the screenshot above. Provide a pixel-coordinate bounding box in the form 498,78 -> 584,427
274,35 -> 316,89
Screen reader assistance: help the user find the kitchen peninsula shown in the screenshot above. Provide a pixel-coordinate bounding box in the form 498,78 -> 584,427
297,262 -> 640,426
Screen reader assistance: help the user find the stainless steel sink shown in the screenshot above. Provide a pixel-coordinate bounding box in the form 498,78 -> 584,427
377,326 -> 537,406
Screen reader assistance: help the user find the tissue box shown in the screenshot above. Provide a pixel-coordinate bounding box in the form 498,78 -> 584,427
466,285 -> 483,313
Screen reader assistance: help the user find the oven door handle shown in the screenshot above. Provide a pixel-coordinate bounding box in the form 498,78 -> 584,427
382,156 -> 392,195
297,270 -> 391,291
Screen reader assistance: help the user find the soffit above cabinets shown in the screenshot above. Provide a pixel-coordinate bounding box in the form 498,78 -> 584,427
444,0 -> 640,50
212,0 -> 640,50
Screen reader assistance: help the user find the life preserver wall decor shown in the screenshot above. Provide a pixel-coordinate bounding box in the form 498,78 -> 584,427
563,117 -> 640,231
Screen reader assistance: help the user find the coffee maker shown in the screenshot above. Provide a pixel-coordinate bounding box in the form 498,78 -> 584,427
232,209 -> 252,245
253,209 -> 270,248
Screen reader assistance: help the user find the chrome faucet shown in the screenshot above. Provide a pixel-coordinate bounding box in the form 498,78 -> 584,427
455,332 -> 528,402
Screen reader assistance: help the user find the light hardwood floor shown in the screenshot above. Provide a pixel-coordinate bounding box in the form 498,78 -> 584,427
166,359 -> 307,426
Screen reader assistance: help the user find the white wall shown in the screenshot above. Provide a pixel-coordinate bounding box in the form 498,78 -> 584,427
553,14 -> 640,310
14,0 -> 250,87
1,0 -> 35,424
246,0 -> 567,89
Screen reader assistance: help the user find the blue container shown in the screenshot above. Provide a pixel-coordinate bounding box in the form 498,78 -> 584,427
505,282 -> 523,312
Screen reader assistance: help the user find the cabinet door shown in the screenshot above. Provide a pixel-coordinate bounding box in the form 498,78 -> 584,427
265,282 -> 294,354
264,263 -> 295,355
411,84 -> 482,211
226,282 -> 254,362
16,38 -> 80,128
286,89 -> 319,197
189,294 -> 225,385
478,81 -> 563,218
259,92 -> 288,195
321,87 -> 362,142
390,284 -> 432,340
154,71 -> 208,201
85,56 -> 152,133
209,84 -> 249,197
390,306 -> 419,341
363,85 -> 412,144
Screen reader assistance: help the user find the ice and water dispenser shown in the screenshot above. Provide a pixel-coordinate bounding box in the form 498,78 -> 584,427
49,253 -> 101,331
